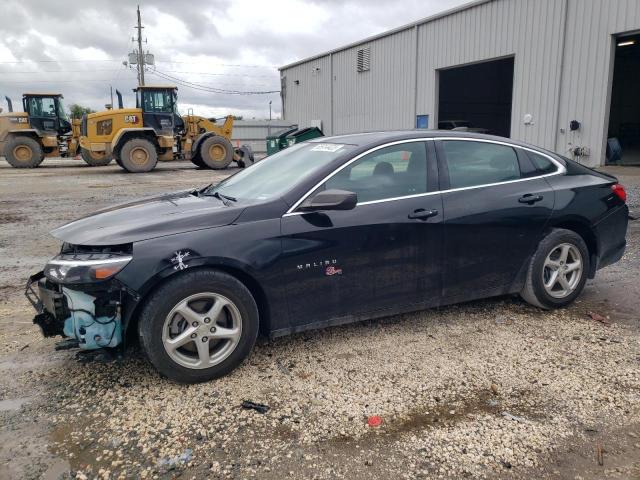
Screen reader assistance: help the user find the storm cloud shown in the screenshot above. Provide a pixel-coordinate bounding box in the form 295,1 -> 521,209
0,0 -> 467,118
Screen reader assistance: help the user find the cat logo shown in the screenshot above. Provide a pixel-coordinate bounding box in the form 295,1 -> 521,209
124,115 -> 138,123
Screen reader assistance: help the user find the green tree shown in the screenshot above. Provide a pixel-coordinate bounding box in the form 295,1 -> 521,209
68,104 -> 95,118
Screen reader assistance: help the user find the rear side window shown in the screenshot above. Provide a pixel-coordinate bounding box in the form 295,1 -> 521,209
527,151 -> 558,175
441,140 -> 521,189
323,142 -> 428,203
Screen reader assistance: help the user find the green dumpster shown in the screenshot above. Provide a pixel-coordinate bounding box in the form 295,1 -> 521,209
285,127 -> 324,147
266,127 -> 298,156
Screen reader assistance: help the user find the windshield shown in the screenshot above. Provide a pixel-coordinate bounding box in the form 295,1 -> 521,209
56,98 -> 68,121
205,142 -> 354,202
26,96 -> 57,117
142,89 -> 174,113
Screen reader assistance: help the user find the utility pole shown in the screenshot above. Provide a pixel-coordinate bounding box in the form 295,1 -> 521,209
135,5 -> 145,86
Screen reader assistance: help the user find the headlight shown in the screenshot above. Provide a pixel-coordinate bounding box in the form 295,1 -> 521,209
44,253 -> 132,284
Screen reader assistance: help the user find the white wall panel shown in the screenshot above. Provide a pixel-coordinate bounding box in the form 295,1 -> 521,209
280,0 -> 640,166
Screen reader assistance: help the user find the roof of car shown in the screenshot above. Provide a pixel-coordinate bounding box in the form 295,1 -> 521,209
305,130 -> 565,163
307,130 -> 517,146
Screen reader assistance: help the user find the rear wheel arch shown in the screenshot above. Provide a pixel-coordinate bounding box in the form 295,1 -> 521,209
546,219 -> 598,277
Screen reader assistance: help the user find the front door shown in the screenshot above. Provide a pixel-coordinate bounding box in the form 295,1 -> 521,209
436,139 -> 555,300
140,89 -> 175,135
280,140 -> 443,330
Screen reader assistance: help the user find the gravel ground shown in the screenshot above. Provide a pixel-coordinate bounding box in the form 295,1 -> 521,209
0,159 -> 639,480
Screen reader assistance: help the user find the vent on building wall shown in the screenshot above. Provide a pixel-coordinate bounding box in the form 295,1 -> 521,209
356,47 -> 370,72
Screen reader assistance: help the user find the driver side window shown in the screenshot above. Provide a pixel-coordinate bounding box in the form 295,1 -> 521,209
322,142 -> 428,203
28,98 -> 56,117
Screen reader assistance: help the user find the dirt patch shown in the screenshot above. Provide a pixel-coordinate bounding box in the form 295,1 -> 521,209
0,212 -> 25,224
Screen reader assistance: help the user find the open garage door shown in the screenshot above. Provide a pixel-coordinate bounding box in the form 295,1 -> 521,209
607,34 -> 640,165
438,57 -> 514,138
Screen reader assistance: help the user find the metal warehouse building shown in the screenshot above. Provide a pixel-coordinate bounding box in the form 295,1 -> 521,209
279,0 -> 640,167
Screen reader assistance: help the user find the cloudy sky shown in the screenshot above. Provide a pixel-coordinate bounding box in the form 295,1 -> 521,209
0,0 -> 467,119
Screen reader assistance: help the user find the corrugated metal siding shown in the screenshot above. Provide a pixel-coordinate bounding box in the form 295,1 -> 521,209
557,0 -> 640,165
281,55 -> 332,133
280,0 -> 640,167
332,28 -> 416,134
416,0 -> 566,150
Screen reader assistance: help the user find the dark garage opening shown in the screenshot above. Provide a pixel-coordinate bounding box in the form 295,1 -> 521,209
438,57 -> 514,138
607,35 -> 640,165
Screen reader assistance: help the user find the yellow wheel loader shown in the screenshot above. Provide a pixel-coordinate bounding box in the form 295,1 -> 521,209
79,86 -> 253,173
0,93 -> 75,168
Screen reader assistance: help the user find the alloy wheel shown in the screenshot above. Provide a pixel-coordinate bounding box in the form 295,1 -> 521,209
162,292 -> 242,369
542,243 -> 583,299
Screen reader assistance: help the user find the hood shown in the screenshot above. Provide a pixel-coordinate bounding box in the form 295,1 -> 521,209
51,190 -> 244,246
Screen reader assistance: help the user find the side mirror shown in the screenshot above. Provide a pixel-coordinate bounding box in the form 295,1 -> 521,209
300,189 -> 357,212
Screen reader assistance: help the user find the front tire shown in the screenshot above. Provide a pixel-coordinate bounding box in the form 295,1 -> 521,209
138,269 -> 259,383
119,138 -> 158,173
4,136 -> 44,168
81,148 -> 113,167
520,228 -> 590,309
199,135 -> 233,169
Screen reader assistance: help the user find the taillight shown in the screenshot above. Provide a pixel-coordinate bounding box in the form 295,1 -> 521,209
611,184 -> 626,203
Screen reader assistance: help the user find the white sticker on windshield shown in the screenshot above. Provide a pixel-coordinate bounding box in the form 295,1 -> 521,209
310,143 -> 344,153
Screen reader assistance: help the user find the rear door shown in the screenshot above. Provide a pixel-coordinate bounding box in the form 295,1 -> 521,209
280,140 -> 443,329
435,138 -> 555,300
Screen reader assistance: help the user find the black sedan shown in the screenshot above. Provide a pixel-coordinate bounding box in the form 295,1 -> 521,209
27,131 -> 629,383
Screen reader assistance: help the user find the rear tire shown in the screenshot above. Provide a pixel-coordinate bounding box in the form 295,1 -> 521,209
200,136 -> 233,169
119,138 -> 158,173
520,228 -> 590,309
4,136 -> 44,168
138,269 -> 259,383
80,148 -> 112,167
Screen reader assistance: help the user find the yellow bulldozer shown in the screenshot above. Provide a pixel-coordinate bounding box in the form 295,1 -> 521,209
79,85 -> 253,173
0,93 -> 110,168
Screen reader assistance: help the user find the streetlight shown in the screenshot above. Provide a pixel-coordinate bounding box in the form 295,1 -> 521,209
269,100 -> 272,121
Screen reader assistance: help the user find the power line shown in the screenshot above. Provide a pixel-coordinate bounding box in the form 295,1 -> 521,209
0,59 -> 123,64
156,61 -> 277,69
0,68 -> 277,79
0,60 -> 278,68
0,69 -> 125,74
149,69 -> 279,95
0,80 -> 130,83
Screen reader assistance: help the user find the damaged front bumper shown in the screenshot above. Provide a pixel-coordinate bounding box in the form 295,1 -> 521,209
26,272 -> 133,350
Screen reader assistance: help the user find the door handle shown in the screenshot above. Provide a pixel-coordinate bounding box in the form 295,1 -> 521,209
408,208 -> 439,220
518,194 -> 543,205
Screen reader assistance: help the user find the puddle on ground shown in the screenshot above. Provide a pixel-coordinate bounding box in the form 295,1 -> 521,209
50,419 -> 112,473
0,397 -> 30,412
